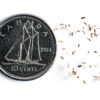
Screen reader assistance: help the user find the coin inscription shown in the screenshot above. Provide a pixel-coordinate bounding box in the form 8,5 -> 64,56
0,14 -> 56,80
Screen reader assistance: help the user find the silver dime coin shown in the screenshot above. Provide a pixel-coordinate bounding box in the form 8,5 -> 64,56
0,14 -> 56,80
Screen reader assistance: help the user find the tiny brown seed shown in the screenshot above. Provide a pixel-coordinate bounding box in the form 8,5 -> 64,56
83,80 -> 86,84
94,51 -> 97,53
81,17 -> 86,19
77,76 -> 79,78
88,24 -> 92,31
72,70 -> 77,75
77,65 -> 82,68
78,44 -> 80,47
83,22 -> 87,25
82,62 -> 86,64
58,40 -> 63,43
72,50 -> 76,55
62,48 -> 66,50
87,38 -> 91,41
60,56 -> 64,60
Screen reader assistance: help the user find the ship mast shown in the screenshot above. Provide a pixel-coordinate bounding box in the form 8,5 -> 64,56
18,43 -> 22,61
18,25 -> 25,61
25,21 -> 34,61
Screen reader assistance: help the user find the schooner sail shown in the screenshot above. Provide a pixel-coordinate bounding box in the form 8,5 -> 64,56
5,20 -> 42,64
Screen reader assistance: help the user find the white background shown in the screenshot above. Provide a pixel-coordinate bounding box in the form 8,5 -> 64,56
0,0 -> 100,100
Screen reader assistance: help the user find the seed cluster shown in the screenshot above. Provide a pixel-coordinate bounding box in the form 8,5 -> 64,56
54,17 -> 100,84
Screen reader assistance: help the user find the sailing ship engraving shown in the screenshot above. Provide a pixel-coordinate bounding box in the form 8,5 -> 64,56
4,20 -> 44,65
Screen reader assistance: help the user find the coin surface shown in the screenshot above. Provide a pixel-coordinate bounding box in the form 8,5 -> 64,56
0,14 -> 56,80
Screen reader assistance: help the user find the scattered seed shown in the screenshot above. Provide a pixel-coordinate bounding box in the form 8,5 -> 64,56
69,32 -> 74,37
60,56 -> 64,60
72,50 -> 76,55
77,76 -> 79,78
71,32 -> 74,36
98,28 -> 100,29
82,26 -> 84,30
94,33 -> 98,37
77,30 -> 80,32
83,22 -> 87,25
58,40 -> 63,43
89,65 -> 92,68
72,70 -> 77,75
81,17 -> 86,19
65,24 -> 67,29
82,31 -> 85,34
59,24 -> 65,29
90,33 -> 98,37
94,51 -> 97,53
94,76 -> 100,80
60,24 -> 64,26
78,44 -> 80,47
68,24 -> 70,27
88,51 -> 90,53
94,29 -> 96,33
77,65 -> 82,68
90,33 -> 93,38
82,62 -> 86,64
87,38 -> 91,41
62,48 -> 66,50
83,80 -> 86,84
65,24 -> 67,27
67,64 -> 69,68
53,28 -> 59,31
88,24 -> 92,31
